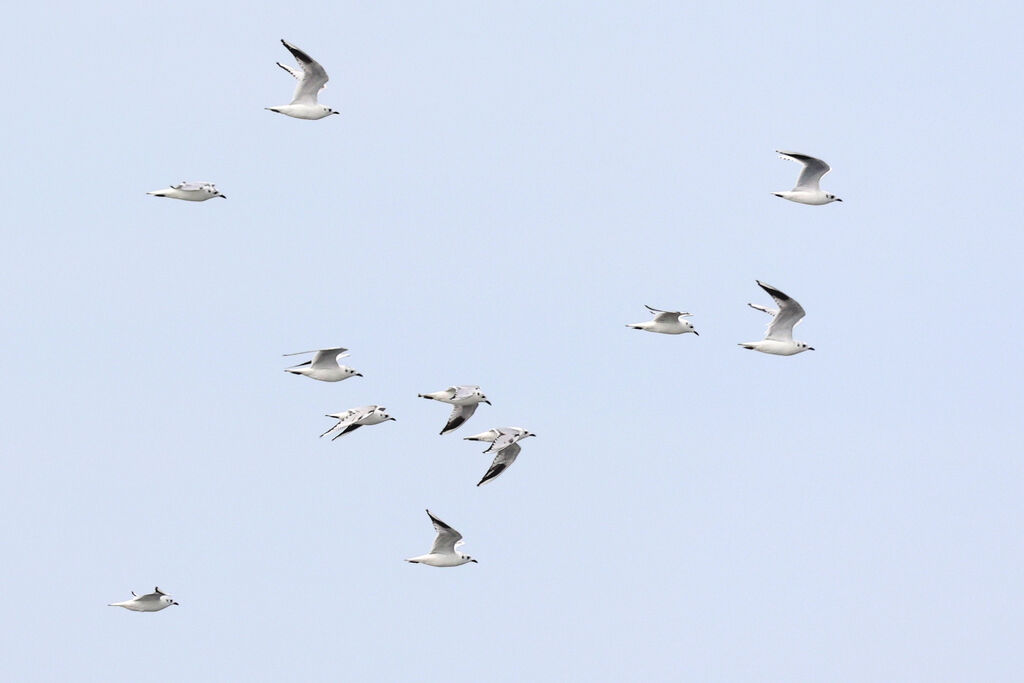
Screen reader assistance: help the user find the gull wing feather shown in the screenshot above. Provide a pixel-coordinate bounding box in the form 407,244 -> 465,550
645,305 -> 691,321
483,430 -> 520,453
748,303 -> 779,317
320,407 -> 360,438
277,61 -> 326,92
442,403 -> 478,434
756,281 -> 805,341
426,510 -> 463,554
777,151 -> 831,191
280,39 -> 329,105
477,442 -> 521,486
310,347 -> 349,369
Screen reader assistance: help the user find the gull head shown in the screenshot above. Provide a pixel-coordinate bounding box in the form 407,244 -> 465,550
827,194 -> 842,203
463,554 -> 478,564
684,320 -> 699,336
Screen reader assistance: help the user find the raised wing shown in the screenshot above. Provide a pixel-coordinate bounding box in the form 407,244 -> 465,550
310,347 -> 349,369
777,151 -> 831,191
426,509 -> 463,554
280,39 -> 329,105
442,403 -> 478,434
477,442 -> 521,486
756,281 -> 805,341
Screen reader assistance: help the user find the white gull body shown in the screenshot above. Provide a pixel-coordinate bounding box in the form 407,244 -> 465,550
283,347 -> 361,382
626,305 -> 698,335
773,151 -> 842,205
417,385 -> 491,435
465,427 -> 536,486
406,510 -> 478,567
739,280 -> 815,356
108,587 -> 178,612
266,39 -> 338,120
147,181 -> 226,201
320,405 -> 395,441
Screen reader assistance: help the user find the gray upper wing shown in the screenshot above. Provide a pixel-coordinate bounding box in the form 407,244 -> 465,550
426,510 -> 463,554
756,281 -> 805,341
280,39 -> 329,105
477,442 -> 521,486
778,151 -> 831,191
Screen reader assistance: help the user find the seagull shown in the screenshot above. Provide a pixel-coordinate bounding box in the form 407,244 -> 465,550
465,427 -> 536,487
739,280 -> 815,355
283,347 -> 361,382
266,39 -> 338,120
773,151 -> 842,205
320,405 -> 395,441
405,510 -> 478,567
417,386 -> 491,435
463,427 -> 534,444
108,587 -> 178,612
146,181 -> 226,201
626,305 -> 698,335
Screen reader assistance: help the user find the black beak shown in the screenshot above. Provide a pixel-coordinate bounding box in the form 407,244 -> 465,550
172,601 -> 179,606
355,373 -> 363,377
483,400 -> 491,405
218,195 -> 227,199
809,347 -> 816,351
388,417 -> 397,421
470,559 -> 478,563
693,331 -> 699,336
835,198 -> 843,202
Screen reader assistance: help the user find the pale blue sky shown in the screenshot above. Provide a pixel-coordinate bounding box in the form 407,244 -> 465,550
2,1 -> 1022,681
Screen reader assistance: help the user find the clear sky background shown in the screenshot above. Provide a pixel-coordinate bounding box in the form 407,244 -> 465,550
3,1 -> 1022,681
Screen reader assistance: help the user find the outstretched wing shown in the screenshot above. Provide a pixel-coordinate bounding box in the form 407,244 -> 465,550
310,347 -> 348,369
777,150 -> 831,191
756,280 -> 805,341
280,39 -> 329,105
442,403 -> 478,434
426,509 -> 463,554
477,442 -> 521,486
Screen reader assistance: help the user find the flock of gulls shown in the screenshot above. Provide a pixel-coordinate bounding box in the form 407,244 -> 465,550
112,38 -> 842,611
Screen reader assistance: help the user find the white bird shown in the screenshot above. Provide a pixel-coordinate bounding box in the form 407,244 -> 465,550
283,347 -> 361,382
739,280 -> 815,355
463,426 -> 533,444
773,151 -> 842,205
108,587 -> 178,612
146,181 -> 226,201
417,385 -> 491,435
465,427 -> 536,487
405,510 -> 478,567
626,305 -> 698,335
320,405 -> 395,441
266,39 -> 338,120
